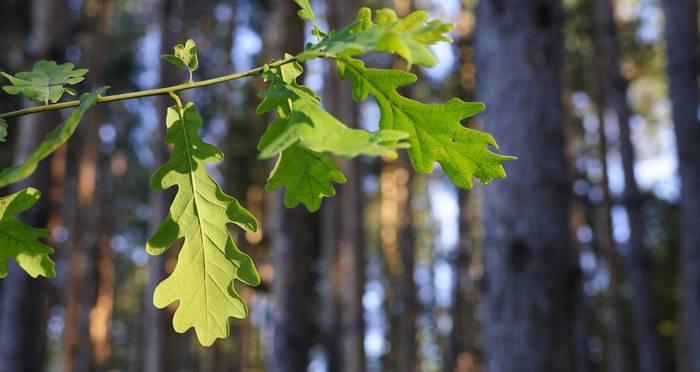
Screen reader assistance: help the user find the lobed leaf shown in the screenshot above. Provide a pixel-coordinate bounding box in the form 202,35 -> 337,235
147,102 -> 259,347
1,60 -> 88,104
337,57 -> 515,188
257,61 -> 409,159
0,187 -> 55,279
0,87 -> 108,189
299,7 -> 453,68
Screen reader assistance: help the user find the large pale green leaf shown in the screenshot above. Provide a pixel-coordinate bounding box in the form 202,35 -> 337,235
0,87 -> 108,189
0,187 -> 55,278
147,102 -> 260,347
1,60 -> 88,104
299,7 -> 453,68
338,57 -> 514,188
256,62 -> 408,159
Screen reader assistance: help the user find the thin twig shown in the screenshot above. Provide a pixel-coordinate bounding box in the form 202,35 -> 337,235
0,56 -> 297,120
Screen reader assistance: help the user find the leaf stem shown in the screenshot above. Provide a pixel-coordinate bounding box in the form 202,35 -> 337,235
0,56 -> 298,120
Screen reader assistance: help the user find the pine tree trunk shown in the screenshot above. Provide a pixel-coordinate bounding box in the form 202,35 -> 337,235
475,1 -> 576,371
661,1 -> 700,371
321,1 -> 366,371
589,1 -> 665,370
266,1 -> 319,371
144,1 -> 186,371
0,1 -> 69,371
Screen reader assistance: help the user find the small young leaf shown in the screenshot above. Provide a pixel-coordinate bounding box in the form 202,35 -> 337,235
0,187 -> 55,279
0,119 -> 7,143
0,87 -> 108,188
147,102 -> 259,347
337,57 -> 514,188
293,0 -> 324,38
299,7 -> 453,68
161,39 -> 199,81
1,60 -> 88,104
257,62 -> 409,159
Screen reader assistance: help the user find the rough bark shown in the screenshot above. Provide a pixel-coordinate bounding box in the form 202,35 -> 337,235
589,1 -> 665,371
661,1 -> 700,371
475,1 -> 577,371
321,0 -> 366,371
0,1 -> 69,371
266,1 -> 319,371
143,1 -> 186,371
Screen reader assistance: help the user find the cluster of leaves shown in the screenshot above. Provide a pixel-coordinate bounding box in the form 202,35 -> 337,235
0,0 -> 513,346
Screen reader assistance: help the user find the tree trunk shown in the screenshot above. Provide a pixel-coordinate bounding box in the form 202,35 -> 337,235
321,1 -> 366,371
144,1 -> 186,371
0,1 -> 69,371
266,1 -> 319,371
475,1 -> 576,371
661,1 -> 700,371
589,1 -> 665,371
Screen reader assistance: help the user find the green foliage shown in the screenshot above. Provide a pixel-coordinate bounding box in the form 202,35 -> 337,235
0,187 -> 55,279
0,118 -> 7,142
161,39 -> 199,82
293,0 -> 324,39
299,7 -> 453,68
0,87 -> 108,189
0,0 -> 514,347
337,57 -> 514,188
257,61 -> 408,159
1,60 -> 88,105
147,102 -> 259,346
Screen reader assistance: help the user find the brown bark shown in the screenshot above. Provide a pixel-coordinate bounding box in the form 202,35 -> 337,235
589,1 -> 665,371
143,1 -> 186,371
321,0 -> 366,371
266,1 -> 319,371
475,1 -> 577,371
661,1 -> 700,371
0,1 -> 70,371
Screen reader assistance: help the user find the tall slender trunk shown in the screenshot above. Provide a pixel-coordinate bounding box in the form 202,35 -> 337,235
321,1 -> 366,371
590,1 -> 664,371
144,1 -> 186,371
475,1 -> 577,371
63,2 -> 116,370
0,1 -> 69,371
266,1 -> 319,371
661,1 -> 700,371
591,78 -> 628,372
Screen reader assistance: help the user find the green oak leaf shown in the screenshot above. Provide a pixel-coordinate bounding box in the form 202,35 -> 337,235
293,0 -> 324,38
147,101 -> 260,347
161,39 -> 199,82
299,7 -> 453,68
259,121 -> 347,212
0,118 -> 7,143
0,87 -> 108,189
1,60 -> 88,105
0,187 -> 55,279
257,62 -> 409,159
337,57 -> 514,188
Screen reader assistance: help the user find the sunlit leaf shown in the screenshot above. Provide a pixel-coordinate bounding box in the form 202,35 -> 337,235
147,102 -> 259,346
1,60 -> 88,104
0,87 -> 108,189
337,57 -> 514,188
0,187 -> 55,279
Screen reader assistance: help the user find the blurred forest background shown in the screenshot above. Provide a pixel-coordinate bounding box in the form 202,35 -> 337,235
0,0 -> 699,371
